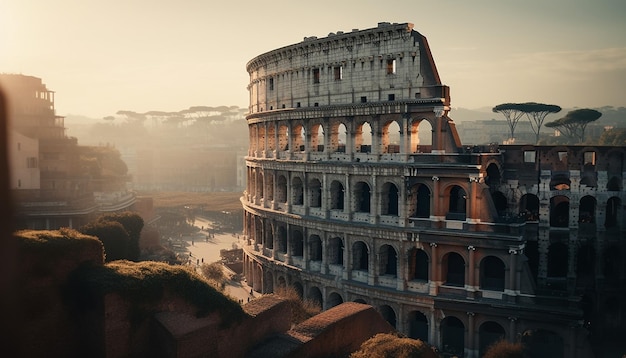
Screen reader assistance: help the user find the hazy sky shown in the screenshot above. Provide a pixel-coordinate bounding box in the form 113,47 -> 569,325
2,0 -> 625,118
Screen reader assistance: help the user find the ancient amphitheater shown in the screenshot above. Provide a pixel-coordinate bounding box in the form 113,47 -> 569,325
241,22 -> 624,357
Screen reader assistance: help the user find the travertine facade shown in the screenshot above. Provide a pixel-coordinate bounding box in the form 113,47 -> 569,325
241,23 -> 625,357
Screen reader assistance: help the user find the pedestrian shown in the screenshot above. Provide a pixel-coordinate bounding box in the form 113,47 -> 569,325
196,259 -> 199,265
247,297 -> 250,303
201,258 -> 204,263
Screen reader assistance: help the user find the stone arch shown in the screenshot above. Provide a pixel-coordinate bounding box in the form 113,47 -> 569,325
378,304 -> 397,328
291,176 -> 304,205
408,248 -> 429,281
479,321 -> 506,357
278,123 -> 289,151
291,123 -> 305,151
480,256 -> 506,291
255,170 -> 263,198
355,121 -> 372,153
410,118 -> 433,153
277,275 -> 286,288
277,225 -> 287,253
446,184 -> 467,220
263,221 -> 273,248
254,216 -> 263,246
327,292 -> 343,308
258,125 -> 266,152
328,236 -> 344,265
381,181 -> 399,216
309,235 -> 322,261
485,162 -> 501,187
310,122 -> 324,152
330,180 -> 345,210
407,310 -> 429,342
276,175 -> 287,203
352,241 -> 369,271
379,244 -> 398,277
308,286 -> 323,309
308,178 -> 322,208
579,195 -> 596,223
520,193 -> 540,221
381,119 -> 401,153
329,121 -> 347,153
267,123 -> 276,151
290,228 -> 304,257
353,181 -> 371,213
253,263 -> 263,292
264,171 -> 274,201
442,252 -> 465,287
605,196 -> 621,229
409,183 -> 431,218
292,281 -> 304,298
550,195 -> 570,227
353,298 -> 367,304
440,316 -> 465,357
249,125 -> 258,153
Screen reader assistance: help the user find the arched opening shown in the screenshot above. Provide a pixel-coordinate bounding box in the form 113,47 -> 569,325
263,222 -> 273,249
330,180 -> 345,210
277,225 -> 287,254
379,305 -> 397,328
550,196 -> 569,227
258,126 -> 266,152
330,122 -> 347,153
290,229 -> 303,257
448,185 -> 467,220
443,252 -> 465,287
292,282 -> 304,298
485,163 -> 501,187
412,184 -> 431,218
265,172 -> 274,201
266,124 -> 276,151
276,175 -> 287,203
310,123 -> 324,152
291,124 -> 305,151
277,276 -> 286,288
356,122 -> 372,153
440,316 -> 465,357
480,256 -> 505,291
547,242 -> 568,278
254,217 -> 263,246
579,195 -> 596,224
479,322 -> 506,357
255,170 -> 263,198
308,286 -> 323,309
519,193 -> 540,221
382,120 -> 400,153
381,182 -> 399,216
308,178 -> 322,208
354,298 -> 367,304
278,124 -> 289,151
352,241 -> 369,271
408,248 -> 429,281
407,310 -> 429,342
329,237 -> 344,266
411,118 -> 432,153
354,181 -> 371,213
379,244 -> 398,277
327,292 -> 343,308
291,176 -> 304,205
309,235 -> 322,261
605,197 -> 621,229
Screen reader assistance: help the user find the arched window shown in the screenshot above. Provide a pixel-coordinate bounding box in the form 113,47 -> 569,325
410,118 -> 432,153
485,163 -> 501,187
408,311 -> 429,342
448,185 -> 467,220
379,305 -> 396,328
352,241 -> 369,271
291,177 -> 304,205
550,196 -> 569,227
382,120 -> 400,153
579,195 -> 596,224
408,248 -> 429,281
415,184 -> 431,218
276,175 -> 287,203
308,178 -> 322,208
290,229 -> 303,257
443,252 -> 465,286
356,122 -> 372,153
441,316 -> 465,357
327,292 -> 343,308
605,197 -> 621,229
381,182 -> 399,216
330,180 -> 345,210
480,256 -> 505,291
520,193 -> 540,221
354,181 -> 371,213
379,244 -> 397,276
277,225 -> 287,253
308,286 -> 323,309
329,237 -> 344,265
309,235 -> 322,261
310,123 -> 324,152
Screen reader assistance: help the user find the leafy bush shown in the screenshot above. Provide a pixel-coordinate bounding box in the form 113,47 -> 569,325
272,285 -> 321,325
350,332 -> 439,358
81,220 -> 129,262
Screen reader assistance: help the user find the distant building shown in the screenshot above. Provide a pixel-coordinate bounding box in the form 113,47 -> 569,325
240,23 -> 625,357
0,74 -> 136,229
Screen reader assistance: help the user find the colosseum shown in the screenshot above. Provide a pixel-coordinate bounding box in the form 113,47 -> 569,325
241,22 -> 625,357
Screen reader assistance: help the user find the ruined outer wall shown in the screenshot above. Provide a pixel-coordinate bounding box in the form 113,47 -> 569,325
246,22 -> 447,113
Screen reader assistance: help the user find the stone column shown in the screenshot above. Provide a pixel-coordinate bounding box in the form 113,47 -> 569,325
506,248 -> 519,299
466,312 -> 476,358
467,245 -> 477,298
431,176 -> 443,218
508,316 -> 517,341
342,236 -> 349,280
468,177 -> 480,222
284,223 -> 292,265
321,233 -> 328,275
429,242 -> 439,296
